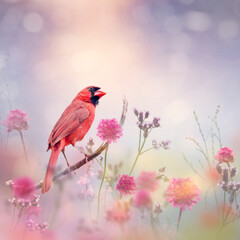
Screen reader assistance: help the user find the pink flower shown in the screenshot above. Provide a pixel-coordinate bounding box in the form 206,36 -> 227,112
106,200 -> 131,223
97,118 -> 123,143
2,109 -> 29,132
215,147 -> 234,165
133,190 -> 152,209
87,167 -> 95,177
166,177 -> 200,211
12,177 -> 35,199
77,174 -> 90,185
116,174 -> 136,196
26,206 -> 42,216
137,171 -> 160,192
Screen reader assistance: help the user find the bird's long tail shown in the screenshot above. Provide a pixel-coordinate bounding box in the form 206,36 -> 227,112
42,141 -> 64,194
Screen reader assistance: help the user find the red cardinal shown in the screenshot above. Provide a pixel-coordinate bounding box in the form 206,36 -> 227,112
42,86 -> 106,193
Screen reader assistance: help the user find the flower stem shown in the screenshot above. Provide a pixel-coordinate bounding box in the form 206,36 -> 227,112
150,210 -> 158,239
104,187 -> 107,210
222,191 -> 226,223
129,137 -> 147,176
193,111 -> 210,167
95,157 -> 117,199
22,221 -> 27,240
11,206 -> 16,227
218,204 -> 233,235
129,152 -> 140,176
136,176 -> 159,190
177,208 -> 183,232
213,186 -> 219,211
138,129 -> 142,152
14,212 -> 21,229
50,183 -> 63,227
97,145 -> 108,221
140,147 -> 154,155
95,158 -> 112,182
19,130 -> 30,166
223,204 -> 232,224
86,184 -> 92,220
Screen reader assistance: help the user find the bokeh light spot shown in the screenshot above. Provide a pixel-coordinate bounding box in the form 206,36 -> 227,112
166,99 -> 192,124
184,11 -> 211,32
218,20 -> 239,39
22,13 -> 43,33
164,15 -> 183,35
169,53 -> 190,72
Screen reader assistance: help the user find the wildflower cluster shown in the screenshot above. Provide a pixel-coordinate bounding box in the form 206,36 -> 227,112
6,177 -> 35,200
133,189 -> 152,210
217,165 -> 240,204
131,171 -> 165,212
129,108 -> 170,175
116,174 -> 136,196
2,109 -> 29,132
137,171 -> 160,192
166,177 -> 201,211
77,166 -> 96,200
107,162 -> 123,181
26,219 -> 49,233
215,147 -> 234,165
134,109 -> 160,138
8,195 -> 40,217
97,118 -> 123,143
158,167 -> 170,182
106,200 -> 131,224
2,110 -> 30,165
152,139 -> 171,150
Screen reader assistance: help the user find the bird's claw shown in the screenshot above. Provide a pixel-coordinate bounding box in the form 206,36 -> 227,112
84,153 -> 90,163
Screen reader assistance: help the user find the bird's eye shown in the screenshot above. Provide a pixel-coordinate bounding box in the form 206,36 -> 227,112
89,87 -> 94,91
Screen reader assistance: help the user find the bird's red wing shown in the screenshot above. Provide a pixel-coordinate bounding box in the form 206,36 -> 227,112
48,102 -> 89,148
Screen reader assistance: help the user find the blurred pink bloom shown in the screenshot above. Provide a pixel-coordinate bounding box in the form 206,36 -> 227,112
133,190 -> 152,209
137,171 -> 160,192
8,229 -> 56,240
97,118 -> 123,143
77,174 -> 90,185
26,219 -> 49,233
166,177 -> 200,211
106,200 -> 131,223
76,232 -> 106,240
215,147 -> 234,165
2,109 -> 29,132
12,177 -> 35,199
87,167 -> 95,177
116,174 -> 136,196
26,206 -> 42,217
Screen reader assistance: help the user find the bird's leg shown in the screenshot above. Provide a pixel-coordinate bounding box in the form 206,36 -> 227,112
84,152 -> 89,164
61,149 -> 76,175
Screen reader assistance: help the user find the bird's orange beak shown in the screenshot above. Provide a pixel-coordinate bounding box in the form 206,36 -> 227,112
95,90 -> 106,98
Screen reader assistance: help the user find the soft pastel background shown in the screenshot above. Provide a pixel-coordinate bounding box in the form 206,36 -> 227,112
0,0 -> 240,239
